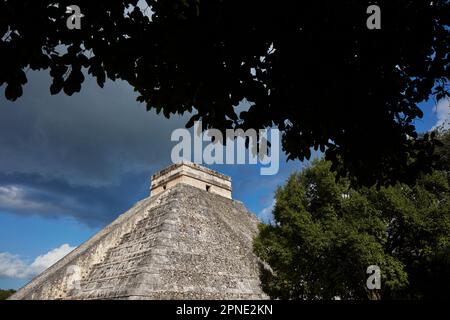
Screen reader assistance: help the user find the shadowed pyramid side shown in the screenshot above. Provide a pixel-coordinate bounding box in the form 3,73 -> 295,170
8,189 -> 174,300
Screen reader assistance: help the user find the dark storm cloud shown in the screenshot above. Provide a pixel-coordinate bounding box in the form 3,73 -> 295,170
0,171 -> 148,227
0,71 -> 307,227
0,71 -> 189,186
0,71 -> 190,226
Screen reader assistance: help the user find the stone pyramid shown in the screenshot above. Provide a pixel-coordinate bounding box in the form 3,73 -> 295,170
10,162 -> 267,300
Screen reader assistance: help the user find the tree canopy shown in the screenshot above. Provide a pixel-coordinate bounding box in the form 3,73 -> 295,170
0,289 -> 15,300
254,130 -> 450,299
1,0 -> 449,186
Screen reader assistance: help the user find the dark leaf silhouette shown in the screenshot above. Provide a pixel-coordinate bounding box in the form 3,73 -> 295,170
0,0 -> 448,186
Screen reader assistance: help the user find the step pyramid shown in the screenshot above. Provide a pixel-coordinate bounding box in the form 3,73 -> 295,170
10,162 -> 268,299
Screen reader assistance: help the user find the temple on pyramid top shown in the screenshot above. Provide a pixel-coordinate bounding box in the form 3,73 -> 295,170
150,161 -> 232,199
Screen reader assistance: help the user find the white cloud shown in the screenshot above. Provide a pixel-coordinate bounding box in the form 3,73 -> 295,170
431,97 -> 450,131
0,252 -> 29,278
258,199 -> 276,224
29,244 -> 75,274
0,244 -> 75,279
0,185 -> 54,212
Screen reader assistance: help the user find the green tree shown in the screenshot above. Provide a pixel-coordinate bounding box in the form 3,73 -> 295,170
254,160 -> 408,299
0,289 -> 16,300
1,0 -> 448,187
368,169 -> 450,299
435,128 -> 450,175
254,134 -> 450,299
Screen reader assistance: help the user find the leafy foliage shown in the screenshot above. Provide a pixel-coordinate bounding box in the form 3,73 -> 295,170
0,289 -> 16,300
254,132 -> 450,299
0,0 -> 449,186
435,128 -> 450,174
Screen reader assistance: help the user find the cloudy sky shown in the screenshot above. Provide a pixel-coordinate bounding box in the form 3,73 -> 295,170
0,69 -> 448,290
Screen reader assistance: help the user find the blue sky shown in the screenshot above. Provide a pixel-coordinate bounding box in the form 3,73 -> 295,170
0,70 -> 448,290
